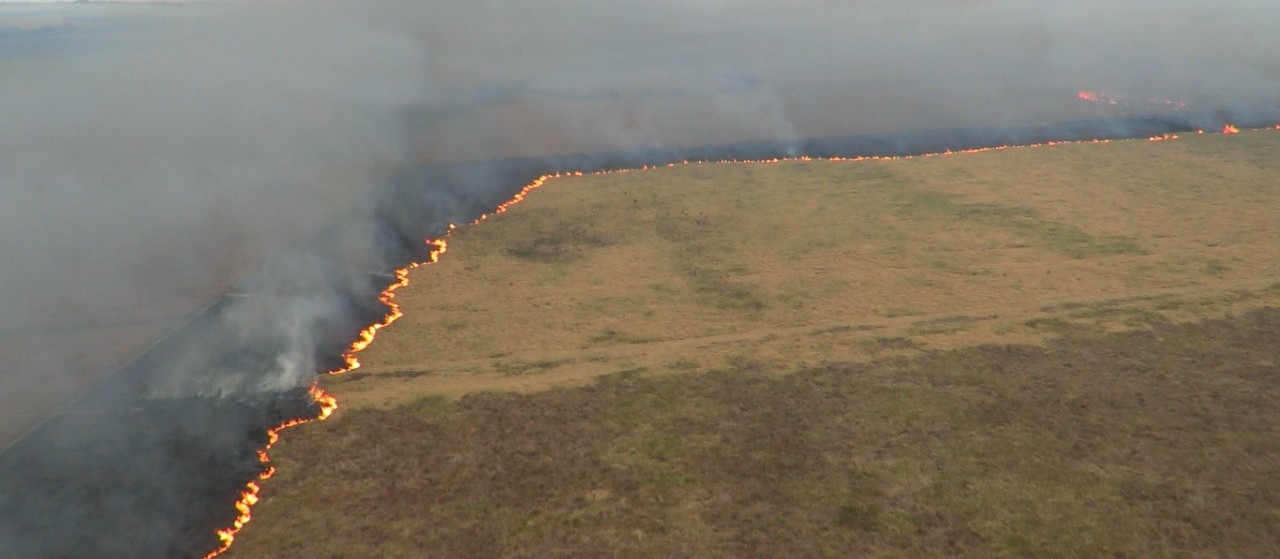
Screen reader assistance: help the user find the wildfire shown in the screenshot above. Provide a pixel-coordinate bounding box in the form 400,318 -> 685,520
469,172 -> 582,226
1076,90 -> 1113,105
202,236 -> 448,558
201,384 -> 337,559
200,110 -> 1279,558
1076,90 -> 1188,111
330,236 -> 451,372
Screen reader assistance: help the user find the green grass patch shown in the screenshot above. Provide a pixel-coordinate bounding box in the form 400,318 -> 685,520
492,357 -> 575,376
881,307 -> 923,318
588,329 -> 657,345
677,261 -> 766,312
667,358 -> 699,372
409,393 -> 452,412
637,431 -> 683,462
858,336 -> 920,352
891,189 -> 1143,258
835,502 -> 881,531
505,225 -> 610,262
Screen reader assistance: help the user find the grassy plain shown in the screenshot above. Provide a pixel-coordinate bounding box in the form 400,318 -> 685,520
228,130 -> 1280,558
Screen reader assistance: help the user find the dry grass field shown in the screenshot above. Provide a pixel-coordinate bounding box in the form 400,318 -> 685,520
228,130 -> 1280,558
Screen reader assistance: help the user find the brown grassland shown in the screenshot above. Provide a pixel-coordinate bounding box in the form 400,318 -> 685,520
228,130 -> 1280,558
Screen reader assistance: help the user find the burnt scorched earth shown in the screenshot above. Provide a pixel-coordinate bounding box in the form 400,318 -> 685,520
0,153 -> 556,559
0,392 -> 318,559
0,155 -> 553,559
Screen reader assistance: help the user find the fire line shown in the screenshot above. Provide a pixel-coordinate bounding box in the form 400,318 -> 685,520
199,384 -> 337,558
1075,89 -> 1188,110
199,122 -> 1276,558
198,238 -> 450,558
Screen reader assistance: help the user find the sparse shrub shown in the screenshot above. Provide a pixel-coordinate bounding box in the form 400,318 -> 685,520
638,432 -> 682,462
589,329 -> 623,343
1204,259 -> 1227,275
668,358 -> 699,371
412,393 -> 450,411
505,226 -> 609,262
836,502 -> 881,531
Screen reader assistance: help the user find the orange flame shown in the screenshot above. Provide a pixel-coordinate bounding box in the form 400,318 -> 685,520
200,118 -> 1280,557
201,384 -> 337,559
1077,90 -> 1115,105
1076,90 -> 1187,110
1222,123 -> 1240,135
329,236 -> 451,373
203,232 -> 454,557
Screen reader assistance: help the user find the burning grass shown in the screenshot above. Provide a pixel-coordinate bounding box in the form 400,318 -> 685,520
226,129 -> 1280,557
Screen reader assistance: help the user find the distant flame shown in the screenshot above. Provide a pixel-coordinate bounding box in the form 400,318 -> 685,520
1076,90 -> 1114,105
1076,90 -> 1187,111
1222,123 -> 1240,135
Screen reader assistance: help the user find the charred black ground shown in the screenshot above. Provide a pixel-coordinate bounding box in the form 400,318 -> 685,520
0,114 -> 1271,558
0,392 -> 317,558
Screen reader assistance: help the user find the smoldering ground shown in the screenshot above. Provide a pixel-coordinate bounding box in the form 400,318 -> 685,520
0,0 -> 1277,557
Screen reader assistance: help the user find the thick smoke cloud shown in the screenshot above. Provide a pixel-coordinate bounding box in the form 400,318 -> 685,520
0,1 -> 428,437
0,0 -> 1277,555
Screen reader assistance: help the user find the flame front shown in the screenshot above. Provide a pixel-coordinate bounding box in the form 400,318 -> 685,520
1076,90 -> 1113,105
202,232 -> 453,558
1076,90 -> 1187,110
330,236 -> 451,372
200,108 -> 1276,558
201,384 -> 337,559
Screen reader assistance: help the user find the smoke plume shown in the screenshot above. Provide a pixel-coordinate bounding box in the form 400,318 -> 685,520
0,0 -> 1277,556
